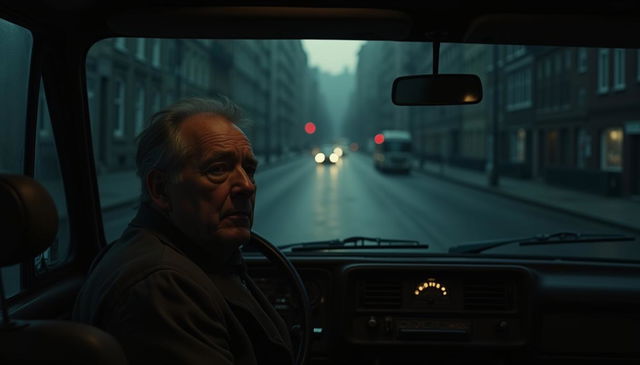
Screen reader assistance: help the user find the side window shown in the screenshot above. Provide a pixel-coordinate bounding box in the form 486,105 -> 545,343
33,85 -> 71,273
0,18 -> 32,297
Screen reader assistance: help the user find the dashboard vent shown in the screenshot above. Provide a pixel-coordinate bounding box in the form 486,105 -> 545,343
463,281 -> 512,311
360,281 -> 402,309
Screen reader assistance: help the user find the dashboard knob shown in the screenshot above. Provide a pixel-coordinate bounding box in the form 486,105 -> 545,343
367,316 -> 378,328
384,316 -> 393,334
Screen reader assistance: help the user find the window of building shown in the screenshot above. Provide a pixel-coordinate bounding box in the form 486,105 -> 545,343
597,48 -> 610,94
113,78 -> 125,138
134,84 -> 145,136
506,68 -> 532,111
613,49 -> 626,91
576,128 -> 592,169
509,128 -> 527,163
578,48 -> 588,73
152,39 -> 161,68
601,127 -> 624,171
114,37 -> 127,52
0,17 -> 31,298
136,38 -> 146,61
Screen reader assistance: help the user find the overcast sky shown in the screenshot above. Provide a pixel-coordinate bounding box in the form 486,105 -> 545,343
302,40 -> 365,75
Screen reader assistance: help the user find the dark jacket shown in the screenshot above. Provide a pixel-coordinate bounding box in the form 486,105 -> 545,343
72,204 -> 294,365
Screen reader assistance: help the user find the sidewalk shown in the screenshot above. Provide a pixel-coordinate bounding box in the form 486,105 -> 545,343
415,161 -> 640,234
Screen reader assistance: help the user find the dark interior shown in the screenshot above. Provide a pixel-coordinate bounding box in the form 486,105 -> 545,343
1,1 -> 640,364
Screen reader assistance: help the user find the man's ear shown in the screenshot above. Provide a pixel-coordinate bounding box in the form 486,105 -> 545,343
147,170 -> 171,211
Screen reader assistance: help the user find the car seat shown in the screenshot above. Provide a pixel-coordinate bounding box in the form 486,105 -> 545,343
0,174 -> 127,364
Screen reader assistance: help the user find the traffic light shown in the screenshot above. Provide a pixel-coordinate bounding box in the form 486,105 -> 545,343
374,133 -> 384,144
305,122 -> 316,135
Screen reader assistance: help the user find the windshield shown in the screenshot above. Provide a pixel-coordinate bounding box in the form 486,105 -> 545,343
86,39 -> 640,261
383,141 -> 411,152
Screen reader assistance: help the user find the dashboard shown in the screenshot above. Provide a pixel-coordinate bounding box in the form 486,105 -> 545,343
244,252 -> 640,365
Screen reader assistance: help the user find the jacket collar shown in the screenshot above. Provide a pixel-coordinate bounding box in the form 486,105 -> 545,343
128,203 -> 245,274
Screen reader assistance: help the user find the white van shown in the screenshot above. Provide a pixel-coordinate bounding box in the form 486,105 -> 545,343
373,130 -> 413,173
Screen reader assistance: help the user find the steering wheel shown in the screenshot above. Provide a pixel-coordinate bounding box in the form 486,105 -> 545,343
248,232 -> 311,365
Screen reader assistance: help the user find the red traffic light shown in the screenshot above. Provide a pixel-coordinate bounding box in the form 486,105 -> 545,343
305,122 -> 316,134
374,133 -> 385,144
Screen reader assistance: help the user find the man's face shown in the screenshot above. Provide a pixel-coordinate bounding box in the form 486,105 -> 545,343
163,113 -> 257,256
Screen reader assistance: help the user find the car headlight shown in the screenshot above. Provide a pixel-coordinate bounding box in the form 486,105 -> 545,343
315,153 -> 326,163
333,147 -> 343,157
329,153 -> 339,163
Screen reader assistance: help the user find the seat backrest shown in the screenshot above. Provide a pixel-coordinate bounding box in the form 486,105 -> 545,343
0,174 -> 127,364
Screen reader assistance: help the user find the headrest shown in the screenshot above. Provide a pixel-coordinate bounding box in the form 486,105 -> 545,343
0,174 -> 58,267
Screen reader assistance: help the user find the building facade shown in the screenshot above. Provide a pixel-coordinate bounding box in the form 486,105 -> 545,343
348,42 -> 640,196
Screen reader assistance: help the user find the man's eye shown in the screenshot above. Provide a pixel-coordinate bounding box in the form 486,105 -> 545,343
245,166 -> 257,178
206,164 -> 228,175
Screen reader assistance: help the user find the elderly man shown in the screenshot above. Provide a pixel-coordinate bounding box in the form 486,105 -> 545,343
73,98 -> 293,365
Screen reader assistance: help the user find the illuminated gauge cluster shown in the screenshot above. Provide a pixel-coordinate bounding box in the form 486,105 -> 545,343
414,279 -> 447,296
412,278 -> 451,307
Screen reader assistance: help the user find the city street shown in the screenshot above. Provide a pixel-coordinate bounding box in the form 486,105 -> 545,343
100,152 -> 639,255
252,153 -> 638,252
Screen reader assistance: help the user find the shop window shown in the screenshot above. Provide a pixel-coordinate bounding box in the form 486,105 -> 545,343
601,127 -> 624,171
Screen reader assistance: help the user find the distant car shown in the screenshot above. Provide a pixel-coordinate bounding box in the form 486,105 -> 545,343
332,145 -> 346,158
373,130 -> 412,173
333,138 -> 349,157
314,144 -> 340,164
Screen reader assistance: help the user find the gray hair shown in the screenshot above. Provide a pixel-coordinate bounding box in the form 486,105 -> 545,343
136,96 -> 248,203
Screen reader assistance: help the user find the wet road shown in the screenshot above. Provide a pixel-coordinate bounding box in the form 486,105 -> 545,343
100,152 -> 638,255
253,153 -> 637,252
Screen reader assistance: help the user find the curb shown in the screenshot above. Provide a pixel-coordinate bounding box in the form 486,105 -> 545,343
414,167 -> 640,236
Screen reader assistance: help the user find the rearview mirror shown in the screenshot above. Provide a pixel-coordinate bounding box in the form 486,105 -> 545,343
392,74 -> 483,106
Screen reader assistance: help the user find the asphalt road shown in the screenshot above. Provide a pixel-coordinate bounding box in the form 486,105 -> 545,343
252,153 -> 638,253
100,152 -> 638,256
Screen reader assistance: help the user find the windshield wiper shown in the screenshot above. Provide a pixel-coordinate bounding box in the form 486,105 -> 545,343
281,236 -> 428,252
449,232 -> 636,254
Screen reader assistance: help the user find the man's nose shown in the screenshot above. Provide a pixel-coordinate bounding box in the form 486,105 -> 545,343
231,165 -> 256,195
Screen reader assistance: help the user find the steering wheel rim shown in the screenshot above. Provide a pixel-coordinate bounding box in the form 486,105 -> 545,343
248,232 -> 311,365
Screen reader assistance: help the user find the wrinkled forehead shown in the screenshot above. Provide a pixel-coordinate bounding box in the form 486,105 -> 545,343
179,113 -> 254,156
